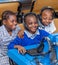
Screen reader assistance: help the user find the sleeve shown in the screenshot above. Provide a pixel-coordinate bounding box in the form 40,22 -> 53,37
41,30 -> 54,44
41,30 -> 50,37
43,30 -> 54,43
43,30 -> 54,40
14,25 -> 21,34
8,36 -> 22,49
49,21 -> 56,33
39,29 -> 54,45
16,25 -> 21,31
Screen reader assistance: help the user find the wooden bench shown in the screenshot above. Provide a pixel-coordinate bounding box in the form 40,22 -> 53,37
0,2 -> 20,19
54,18 -> 58,33
33,0 -> 58,14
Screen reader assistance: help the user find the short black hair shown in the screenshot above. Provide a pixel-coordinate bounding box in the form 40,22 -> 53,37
24,12 -> 38,23
2,10 -> 16,21
40,6 -> 55,18
23,12 -> 38,30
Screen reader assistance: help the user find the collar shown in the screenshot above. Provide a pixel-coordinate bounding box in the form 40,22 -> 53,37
39,21 -> 45,29
24,29 -> 40,39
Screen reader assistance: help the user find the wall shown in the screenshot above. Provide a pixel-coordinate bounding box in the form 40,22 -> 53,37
0,2 -> 19,19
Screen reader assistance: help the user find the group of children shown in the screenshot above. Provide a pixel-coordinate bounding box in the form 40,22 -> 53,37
0,6 -> 56,65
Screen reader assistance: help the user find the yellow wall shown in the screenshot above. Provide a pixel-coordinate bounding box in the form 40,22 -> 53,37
0,0 -> 58,16
0,2 -> 19,19
33,0 -> 58,14
54,19 -> 58,33
21,0 -> 58,14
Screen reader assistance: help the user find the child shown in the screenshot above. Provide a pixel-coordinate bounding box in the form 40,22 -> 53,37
0,10 -> 21,65
38,6 -> 56,34
8,12 -> 52,54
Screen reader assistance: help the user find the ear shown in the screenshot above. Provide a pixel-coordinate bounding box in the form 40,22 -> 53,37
39,15 -> 42,21
3,20 -> 6,25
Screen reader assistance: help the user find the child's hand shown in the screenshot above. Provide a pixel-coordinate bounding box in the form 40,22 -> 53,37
18,30 -> 24,38
17,45 -> 26,54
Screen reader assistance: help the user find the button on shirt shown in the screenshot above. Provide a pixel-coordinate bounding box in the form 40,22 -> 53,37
38,21 -> 56,34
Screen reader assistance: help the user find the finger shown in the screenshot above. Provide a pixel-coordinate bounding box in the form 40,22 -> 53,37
22,48 -> 26,54
18,49 -> 23,54
20,48 -> 26,54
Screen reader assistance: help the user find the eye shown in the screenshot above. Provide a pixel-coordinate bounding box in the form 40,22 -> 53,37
42,17 -> 53,20
49,18 -> 53,20
27,21 -> 33,25
42,17 -> 47,20
11,20 -> 14,23
34,21 -> 38,24
11,19 -> 17,23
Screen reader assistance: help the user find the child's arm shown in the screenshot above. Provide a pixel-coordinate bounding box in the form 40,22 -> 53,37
8,36 -> 26,54
18,30 -> 24,38
8,36 -> 22,49
14,45 -> 26,54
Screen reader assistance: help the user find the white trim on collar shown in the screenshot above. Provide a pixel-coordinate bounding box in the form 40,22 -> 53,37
24,29 -> 40,39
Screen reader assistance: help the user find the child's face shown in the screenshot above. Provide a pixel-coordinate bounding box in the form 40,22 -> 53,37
25,16 -> 38,34
41,10 -> 53,26
4,15 -> 17,30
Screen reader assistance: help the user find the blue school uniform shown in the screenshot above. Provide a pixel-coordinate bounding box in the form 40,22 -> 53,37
0,25 -> 20,65
8,29 -> 50,49
8,29 -> 56,65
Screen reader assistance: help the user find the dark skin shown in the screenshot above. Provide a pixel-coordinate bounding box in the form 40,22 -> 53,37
3,14 -> 24,38
18,30 -> 24,38
41,10 -> 53,26
3,15 -> 17,35
25,16 -> 38,34
14,15 -> 38,54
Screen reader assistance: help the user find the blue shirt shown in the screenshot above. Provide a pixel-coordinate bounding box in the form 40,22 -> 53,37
8,29 -> 51,49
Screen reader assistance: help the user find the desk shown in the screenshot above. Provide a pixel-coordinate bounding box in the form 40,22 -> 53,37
7,43 -> 51,65
7,33 -> 58,65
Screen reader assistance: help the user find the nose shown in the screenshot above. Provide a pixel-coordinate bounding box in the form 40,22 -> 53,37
32,24 -> 36,27
46,19 -> 49,23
